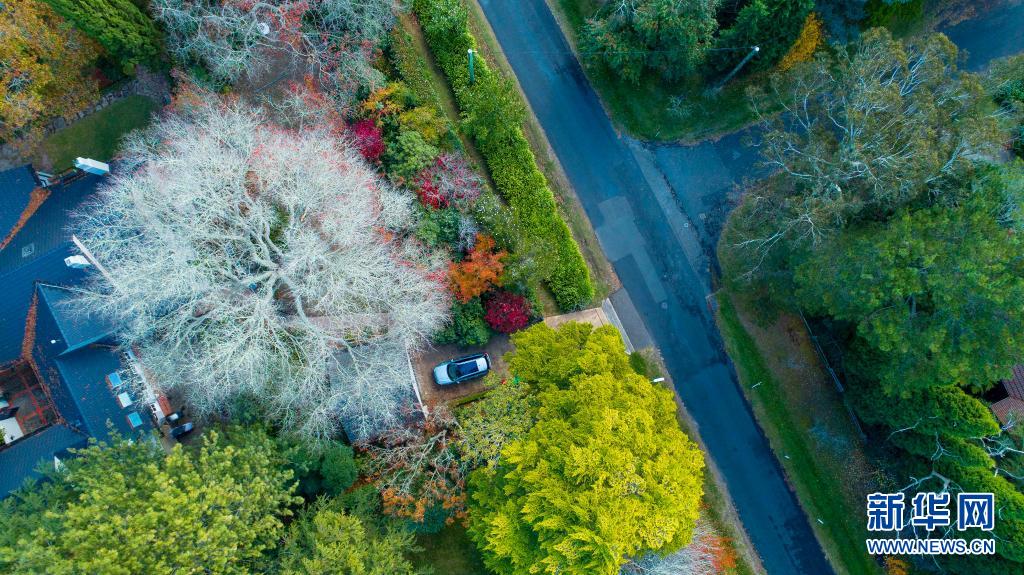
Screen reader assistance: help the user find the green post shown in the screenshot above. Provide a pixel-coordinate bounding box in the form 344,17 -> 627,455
468,49 -> 475,84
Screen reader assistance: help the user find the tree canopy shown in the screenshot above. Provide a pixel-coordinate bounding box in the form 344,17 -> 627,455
468,323 -> 705,575
0,0 -> 99,144
580,0 -> 719,84
0,429 -> 300,574
794,200 -> 1024,392
74,103 -> 447,441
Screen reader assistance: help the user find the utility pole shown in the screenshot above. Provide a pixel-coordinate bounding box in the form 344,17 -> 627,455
710,45 -> 759,95
468,49 -> 476,84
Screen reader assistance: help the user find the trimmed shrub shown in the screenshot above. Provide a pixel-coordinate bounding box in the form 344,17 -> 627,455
435,298 -> 492,347
413,0 -> 594,310
484,291 -> 531,333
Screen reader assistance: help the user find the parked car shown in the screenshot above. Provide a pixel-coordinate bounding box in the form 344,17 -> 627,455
170,422 -> 194,439
433,353 -> 490,385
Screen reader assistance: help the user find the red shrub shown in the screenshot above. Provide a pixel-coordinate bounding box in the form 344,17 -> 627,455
484,291 -> 530,333
351,119 -> 385,162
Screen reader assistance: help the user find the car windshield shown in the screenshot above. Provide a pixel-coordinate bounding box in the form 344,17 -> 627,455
446,363 -> 458,380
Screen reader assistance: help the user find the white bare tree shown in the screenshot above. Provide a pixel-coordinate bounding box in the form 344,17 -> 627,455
155,0 -> 395,91
73,103 -> 447,442
621,518 -> 718,575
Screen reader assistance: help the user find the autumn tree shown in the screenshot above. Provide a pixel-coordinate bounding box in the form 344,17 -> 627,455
579,0 -> 719,84
42,0 -> 162,70
0,0 -> 99,145
449,233 -> 506,302
469,323 -> 705,575
279,498 -> 425,575
359,405 -> 468,532
0,429 -> 300,574
73,103 -> 447,442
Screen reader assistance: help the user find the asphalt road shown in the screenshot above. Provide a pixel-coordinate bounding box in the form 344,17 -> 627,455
476,0 -> 832,573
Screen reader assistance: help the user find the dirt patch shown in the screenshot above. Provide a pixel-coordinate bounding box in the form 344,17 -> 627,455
413,335 -> 513,406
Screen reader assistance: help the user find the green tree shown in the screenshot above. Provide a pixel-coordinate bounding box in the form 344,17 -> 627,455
457,375 -> 535,469
468,323 -> 705,575
41,0 -> 162,70
579,0 -> 719,84
708,0 -> 813,75
322,442 -> 358,496
794,202 -> 1024,392
0,429 -> 300,574
280,499 -> 425,575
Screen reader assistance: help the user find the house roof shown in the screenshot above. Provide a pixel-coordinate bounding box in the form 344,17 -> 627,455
0,165 -> 41,244
0,169 -> 101,274
37,284 -> 116,355
0,424 -> 88,497
0,243 -> 89,365
991,397 -> 1024,426
53,344 -> 144,440
1003,365 -> 1024,401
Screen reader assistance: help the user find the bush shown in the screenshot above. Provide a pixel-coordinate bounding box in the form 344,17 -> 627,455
416,206 -> 463,249
484,291 -> 531,333
415,153 -> 484,209
385,129 -> 439,181
449,234 -> 505,302
321,443 -> 358,496
435,299 -> 492,347
399,106 -> 447,144
413,0 -> 594,310
350,119 -> 386,163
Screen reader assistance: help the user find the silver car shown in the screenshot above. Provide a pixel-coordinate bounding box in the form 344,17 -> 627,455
433,353 -> 491,385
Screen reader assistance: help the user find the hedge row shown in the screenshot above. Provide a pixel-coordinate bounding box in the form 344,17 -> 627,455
412,0 -> 594,311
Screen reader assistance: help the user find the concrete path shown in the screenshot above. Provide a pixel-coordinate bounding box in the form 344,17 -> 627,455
476,0 -> 832,572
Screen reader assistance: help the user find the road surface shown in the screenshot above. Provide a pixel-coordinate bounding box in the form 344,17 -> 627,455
476,0 -> 831,573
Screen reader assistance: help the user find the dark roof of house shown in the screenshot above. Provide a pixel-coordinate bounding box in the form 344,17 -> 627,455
0,169 -> 101,274
1003,365 -> 1024,401
53,344 -> 142,439
0,165 -> 40,243
37,284 -> 116,355
0,243 -> 88,365
0,424 -> 88,497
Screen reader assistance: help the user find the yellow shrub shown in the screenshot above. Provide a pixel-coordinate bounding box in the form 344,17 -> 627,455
398,106 -> 448,144
778,12 -> 824,72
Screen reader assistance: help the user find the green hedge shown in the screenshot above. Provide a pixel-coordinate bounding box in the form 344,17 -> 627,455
413,0 -> 594,311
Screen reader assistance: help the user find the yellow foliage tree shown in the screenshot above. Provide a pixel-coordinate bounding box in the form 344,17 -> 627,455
0,0 -> 99,145
778,12 -> 823,72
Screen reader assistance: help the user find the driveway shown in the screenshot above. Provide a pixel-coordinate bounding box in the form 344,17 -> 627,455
475,0 -> 830,573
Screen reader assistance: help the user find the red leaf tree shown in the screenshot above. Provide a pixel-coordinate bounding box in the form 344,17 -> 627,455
449,234 -> 505,302
484,291 -> 531,333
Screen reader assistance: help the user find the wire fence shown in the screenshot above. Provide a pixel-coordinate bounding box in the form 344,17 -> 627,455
798,309 -> 868,443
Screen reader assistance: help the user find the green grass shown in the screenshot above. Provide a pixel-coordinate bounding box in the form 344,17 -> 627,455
715,292 -> 881,575
415,525 -> 488,574
549,0 -> 764,142
37,95 -> 159,171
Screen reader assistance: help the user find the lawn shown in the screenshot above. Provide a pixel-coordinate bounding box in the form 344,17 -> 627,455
714,291 -> 882,575
415,525 -> 488,574
549,0 -> 766,142
36,95 -> 160,171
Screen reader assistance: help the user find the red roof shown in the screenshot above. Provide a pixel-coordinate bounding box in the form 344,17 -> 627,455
1003,365 -> 1024,400
991,397 -> 1024,426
